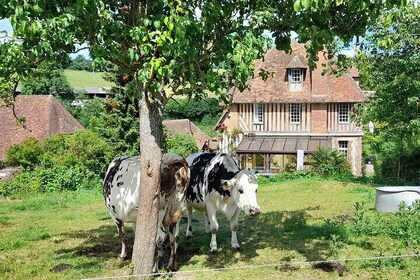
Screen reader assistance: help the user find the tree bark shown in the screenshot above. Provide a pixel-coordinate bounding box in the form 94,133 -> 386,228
132,83 -> 163,276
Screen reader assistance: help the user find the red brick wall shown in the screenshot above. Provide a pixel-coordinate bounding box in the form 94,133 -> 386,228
223,104 -> 239,132
311,103 -> 328,133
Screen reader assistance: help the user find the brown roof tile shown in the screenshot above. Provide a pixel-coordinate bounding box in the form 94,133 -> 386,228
0,95 -> 84,161
286,55 -> 307,69
231,43 -> 365,104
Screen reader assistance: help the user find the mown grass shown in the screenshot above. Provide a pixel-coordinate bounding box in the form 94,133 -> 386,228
0,179 -> 419,279
65,70 -> 114,88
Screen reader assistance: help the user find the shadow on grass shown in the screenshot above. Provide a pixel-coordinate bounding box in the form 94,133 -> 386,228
54,207 -> 345,271
177,207 -> 345,269
55,224 -> 134,261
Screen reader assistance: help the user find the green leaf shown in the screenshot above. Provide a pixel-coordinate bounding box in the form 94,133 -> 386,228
302,0 -> 311,9
293,1 -> 301,12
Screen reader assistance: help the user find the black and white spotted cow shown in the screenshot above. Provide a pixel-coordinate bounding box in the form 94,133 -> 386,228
185,152 -> 260,253
103,153 -> 189,271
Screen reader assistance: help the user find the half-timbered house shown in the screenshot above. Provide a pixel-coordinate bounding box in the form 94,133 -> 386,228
217,43 -> 365,176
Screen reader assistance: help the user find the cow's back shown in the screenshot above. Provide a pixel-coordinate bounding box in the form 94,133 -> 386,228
103,156 -> 141,223
186,153 -> 216,206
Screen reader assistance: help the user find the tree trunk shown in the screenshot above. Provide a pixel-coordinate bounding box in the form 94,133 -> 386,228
132,84 -> 163,276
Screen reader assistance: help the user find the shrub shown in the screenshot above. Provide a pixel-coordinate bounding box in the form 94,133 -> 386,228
0,166 -> 101,196
309,147 -> 352,177
351,201 -> 420,246
37,130 -> 114,175
257,171 -> 313,186
68,94 -> 140,157
164,98 -> 222,122
164,128 -> 199,158
5,138 -> 43,168
1,130 -> 113,197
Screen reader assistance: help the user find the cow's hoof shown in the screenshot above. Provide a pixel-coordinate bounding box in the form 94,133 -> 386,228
210,249 -> 218,254
231,246 -> 241,252
117,255 -> 127,261
167,266 -> 178,272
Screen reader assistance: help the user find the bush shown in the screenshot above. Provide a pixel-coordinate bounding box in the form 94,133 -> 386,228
0,166 -> 101,197
5,138 -> 43,168
164,98 -> 222,122
164,128 -> 199,158
257,171 -> 313,186
6,131 -> 114,175
68,93 -> 140,157
379,148 -> 420,184
1,130 -> 114,197
309,147 -> 352,177
351,201 -> 420,246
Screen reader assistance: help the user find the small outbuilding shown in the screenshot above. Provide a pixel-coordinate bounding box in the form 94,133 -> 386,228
163,119 -> 217,152
0,95 -> 84,161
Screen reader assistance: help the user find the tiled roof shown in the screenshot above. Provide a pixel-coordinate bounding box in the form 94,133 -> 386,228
286,55 -> 307,69
231,43 -> 365,104
0,95 -> 84,161
163,119 -> 217,151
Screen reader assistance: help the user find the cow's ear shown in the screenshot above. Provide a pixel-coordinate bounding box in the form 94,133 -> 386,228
175,170 -> 181,184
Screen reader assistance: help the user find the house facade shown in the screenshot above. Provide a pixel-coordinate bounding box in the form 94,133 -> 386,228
218,43 -> 365,176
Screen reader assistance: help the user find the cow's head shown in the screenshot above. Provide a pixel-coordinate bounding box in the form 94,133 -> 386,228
222,170 -> 260,216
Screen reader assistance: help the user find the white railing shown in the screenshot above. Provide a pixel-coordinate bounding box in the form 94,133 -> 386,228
218,132 -> 243,154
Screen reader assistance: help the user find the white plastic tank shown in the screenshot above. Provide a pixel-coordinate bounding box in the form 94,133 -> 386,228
375,186 -> 420,213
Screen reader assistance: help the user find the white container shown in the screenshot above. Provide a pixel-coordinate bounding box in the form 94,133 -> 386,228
375,186 -> 420,213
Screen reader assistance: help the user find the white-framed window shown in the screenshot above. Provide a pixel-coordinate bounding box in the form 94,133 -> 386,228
338,103 -> 350,123
289,69 -> 303,90
290,103 -> 301,124
338,141 -> 349,157
253,103 -> 263,124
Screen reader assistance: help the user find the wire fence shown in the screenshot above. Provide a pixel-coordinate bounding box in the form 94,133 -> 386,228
82,253 -> 420,280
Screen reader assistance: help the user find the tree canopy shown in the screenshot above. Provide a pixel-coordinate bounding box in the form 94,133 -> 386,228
356,3 -> 419,181
0,0 -> 407,275
22,61 -> 74,101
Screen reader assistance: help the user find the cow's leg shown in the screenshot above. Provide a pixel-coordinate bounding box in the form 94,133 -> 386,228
185,204 -> 193,238
204,212 -> 211,233
154,225 -> 167,272
112,217 -> 128,261
167,222 -> 180,271
230,208 -> 242,250
206,205 -> 219,253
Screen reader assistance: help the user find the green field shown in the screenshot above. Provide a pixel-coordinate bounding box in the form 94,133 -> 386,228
0,179 -> 419,279
65,70 -> 114,88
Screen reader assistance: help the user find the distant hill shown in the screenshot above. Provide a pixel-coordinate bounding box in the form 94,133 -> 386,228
65,70 -> 114,88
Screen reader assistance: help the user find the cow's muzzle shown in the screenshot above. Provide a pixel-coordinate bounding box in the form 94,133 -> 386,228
249,208 -> 261,216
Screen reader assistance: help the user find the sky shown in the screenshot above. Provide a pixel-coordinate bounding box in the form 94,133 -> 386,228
0,18 -> 13,38
0,18 -> 90,58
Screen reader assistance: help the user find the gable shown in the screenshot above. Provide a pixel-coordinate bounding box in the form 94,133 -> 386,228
231,43 -> 365,104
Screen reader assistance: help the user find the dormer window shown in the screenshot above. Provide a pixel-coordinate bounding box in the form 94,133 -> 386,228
286,55 -> 306,91
289,69 -> 303,90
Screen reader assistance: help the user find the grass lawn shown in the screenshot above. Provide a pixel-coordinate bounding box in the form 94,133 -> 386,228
0,179 -> 419,279
65,70 -> 114,88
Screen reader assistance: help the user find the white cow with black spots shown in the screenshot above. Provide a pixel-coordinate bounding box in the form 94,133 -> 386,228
185,152 -> 260,253
103,153 -> 189,271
